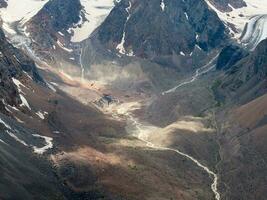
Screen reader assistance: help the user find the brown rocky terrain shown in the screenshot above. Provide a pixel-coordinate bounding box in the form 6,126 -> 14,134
0,0 -> 266,200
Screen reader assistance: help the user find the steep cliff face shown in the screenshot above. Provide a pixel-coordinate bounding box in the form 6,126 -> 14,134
97,0 -> 228,59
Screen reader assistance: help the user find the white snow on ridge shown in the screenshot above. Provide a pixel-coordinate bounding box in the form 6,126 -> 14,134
204,0 -> 267,38
0,0 -> 48,34
56,40 -> 73,52
32,134 -> 53,155
12,77 -> 28,94
180,51 -> 186,56
71,0 -> 115,42
19,94 -> 31,110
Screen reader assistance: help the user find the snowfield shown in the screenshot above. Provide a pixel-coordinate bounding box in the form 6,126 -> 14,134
205,0 -> 267,38
0,0 -> 48,34
70,0 -> 115,42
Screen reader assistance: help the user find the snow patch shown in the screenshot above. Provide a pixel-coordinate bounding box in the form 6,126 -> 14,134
56,40 -> 73,52
12,78 -> 31,110
58,31 -> 64,36
32,134 -> 53,155
12,77 -> 28,94
160,0 -> 165,11
184,12 -> 189,20
180,51 -> 186,56
19,94 -> 31,110
36,111 -> 48,120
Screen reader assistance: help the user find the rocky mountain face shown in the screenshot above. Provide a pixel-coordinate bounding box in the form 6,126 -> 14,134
215,39 -> 267,104
0,0 -> 7,8
97,0 -> 228,59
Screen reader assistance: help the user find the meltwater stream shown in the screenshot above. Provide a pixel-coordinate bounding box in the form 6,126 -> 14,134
162,53 -> 219,95
111,54 -> 222,199
125,114 -> 221,200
